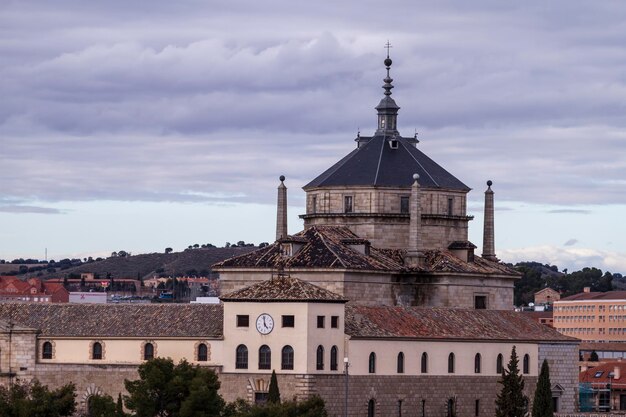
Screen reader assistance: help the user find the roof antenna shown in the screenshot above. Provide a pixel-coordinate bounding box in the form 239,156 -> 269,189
357,128 -> 360,138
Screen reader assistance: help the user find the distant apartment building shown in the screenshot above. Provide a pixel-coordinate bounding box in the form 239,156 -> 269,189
554,288 -> 626,342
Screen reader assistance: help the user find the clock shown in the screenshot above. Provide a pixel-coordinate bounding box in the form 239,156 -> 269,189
256,313 -> 274,335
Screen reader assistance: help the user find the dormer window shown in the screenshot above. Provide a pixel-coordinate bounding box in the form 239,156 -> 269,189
282,244 -> 293,257
389,140 -> 398,149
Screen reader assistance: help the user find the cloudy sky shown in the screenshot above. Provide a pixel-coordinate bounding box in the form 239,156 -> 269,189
1,0 -> 625,273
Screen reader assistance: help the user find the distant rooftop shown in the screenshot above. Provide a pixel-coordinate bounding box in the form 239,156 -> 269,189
559,291 -> 626,302
220,275 -> 347,303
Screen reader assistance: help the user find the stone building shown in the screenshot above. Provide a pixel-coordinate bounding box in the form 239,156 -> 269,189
0,276 -> 578,416
215,54 -> 519,310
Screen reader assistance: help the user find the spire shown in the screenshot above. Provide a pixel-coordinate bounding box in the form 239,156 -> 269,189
482,180 -> 498,262
375,42 -> 400,136
405,173 -> 423,267
276,175 -> 288,241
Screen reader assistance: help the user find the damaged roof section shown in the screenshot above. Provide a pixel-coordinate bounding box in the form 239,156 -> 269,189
214,225 -> 518,277
345,305 -> 576,342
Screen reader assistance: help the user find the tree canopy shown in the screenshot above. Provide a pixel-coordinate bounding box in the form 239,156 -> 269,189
495,346 -> 528,417
532,359 -> 553,417
0,379 -> 76,417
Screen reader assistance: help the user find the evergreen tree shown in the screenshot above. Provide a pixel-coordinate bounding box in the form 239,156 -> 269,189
116,393 -> 125,417
267,370 -> 280,404
590,350 -> 599,361
495,346 -> 528,417
532,359 -> 553,417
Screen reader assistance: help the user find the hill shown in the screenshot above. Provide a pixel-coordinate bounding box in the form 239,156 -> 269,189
27,247 -> 257,280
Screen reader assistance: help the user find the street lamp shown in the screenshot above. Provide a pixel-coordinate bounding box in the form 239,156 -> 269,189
344,357 -> 349,417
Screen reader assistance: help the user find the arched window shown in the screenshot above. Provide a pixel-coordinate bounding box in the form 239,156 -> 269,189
316,345 -> 324,370
259,345 -> 271,370
448,352 -> 455,373
42,341 -> 53,359
421,352 -> 428,373
447,398 -> 456,417
474,353 -> 481,374
281,345 -> 294,370
197,343 -> 208,362
330,346 -> 338,371
397,352 -> 405,374
523,354 -> 530,374
368,399 -> 376,417
143,343 -> 154,360
92,342 -> 102,360
236,344 -> 248,369
496,353 -> 503,374
368,352 -> 376,374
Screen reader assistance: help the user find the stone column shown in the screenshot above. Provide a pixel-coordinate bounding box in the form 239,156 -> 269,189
482,180 -> 498,261
406,174 -> 423,267
276,176 -> 288,241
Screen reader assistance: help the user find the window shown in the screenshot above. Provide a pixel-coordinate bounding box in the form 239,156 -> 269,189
448,352 -> 455,373
368,399 -> 376,417
447,197 -> 454,216
344,196 -> 353,213
474,296 -> 487,310
311,196 -> 317,214
594,371 -> 604,378
237,315 -> 249,327
317,315 -> 325,328
258,345 -> 271,370
474,353 -> 481,373
42,341 -> 53,359
421,352 -> 428,373
397,399 -> 403,417
447,398 -> 456,417
331,316 -> 339,328
330,346 -> 338,371
496,354 -> 503,374
397,352 -> 405,373
92,342 -> 103,360
197,343 -> 208,362
369,352 -> 376,373
475,399 -> 480,417
281,345 -> 294,370
309,344 -> 322,370
400,196 -> 410,214
236,344 -> 248,369
389,139 -> 399,149
282,315 -> 295,328
523,354 -> 530,374
144,343 -> 154,360
254,392 -> 269,404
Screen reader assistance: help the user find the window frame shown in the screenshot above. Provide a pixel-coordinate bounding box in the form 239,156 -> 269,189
236,344 -> 248,369
474,353 -> 481,374
331,315 -> 339,328
344,195 -> 353,213
42,341 -> 53,360
143,342 -> 154,360
523,354 -> 530,374
397,352 -> 405,374
369,352 -> 376,374
258,345 -> 271,370
317,315 -> 325,328
236,315 -> 250,328
282,315 -> 295,328
448,352 -> 455,374
316,345 -> 325,370
400,195 -> 410,214
496,353 -> 504,374
197,343 -> 208,362
421,352 -> 428,373
330,346 -> 338,371
92,342 -> 103,360
281,345 -> 294,370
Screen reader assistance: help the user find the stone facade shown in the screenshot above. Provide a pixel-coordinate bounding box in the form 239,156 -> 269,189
302,186 -> 470,250
538,343 -> 580,413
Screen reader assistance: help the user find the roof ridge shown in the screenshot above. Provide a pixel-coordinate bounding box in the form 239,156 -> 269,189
315,228 -> 348,269
373,136 -> 386,185
399,139 -> 439,187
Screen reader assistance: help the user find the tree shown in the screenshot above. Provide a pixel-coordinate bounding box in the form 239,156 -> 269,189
495,346 -> 527,417
165,247 -> 173,254
267,370 -> 280,404
0,379 -> 76,417
532,359 -> 553,417
124,358 -> 224,417
224,396 -> 327,417
590,350 -> 599,361
88,394 -> 116,417
116,393 -> 125,417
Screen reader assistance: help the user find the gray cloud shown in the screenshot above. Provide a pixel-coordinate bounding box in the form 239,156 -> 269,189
549,209 -> 592,214
564,239 -> 578,247
0,205 -> 64,214
1,0 -> 626,208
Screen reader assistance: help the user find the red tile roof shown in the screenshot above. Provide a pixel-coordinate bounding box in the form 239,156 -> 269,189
220,275 -> 347,303
345,305 -> 576,342
560,291 -> 626,301
580,361 -> 626,388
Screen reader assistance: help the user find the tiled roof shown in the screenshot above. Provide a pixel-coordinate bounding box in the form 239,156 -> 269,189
560,291 -> 626,301
579,342 -> 626,352
215,226 -> 519,277
304,135 -> 470,191
580,361 -> 626,387
0,303 -> 223,338
220,275 -> 347,303
345,305 -> 576,342
214,226 -> 405,272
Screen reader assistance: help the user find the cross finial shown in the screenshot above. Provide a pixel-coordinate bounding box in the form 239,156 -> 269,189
385,41 -> 392,58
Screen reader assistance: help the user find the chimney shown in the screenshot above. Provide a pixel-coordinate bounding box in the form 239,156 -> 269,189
615,365 -> 621,380
583,287 -> 591,293
482,180 -> 498,261
405,174 -> 423,267
276,175 -> 288,241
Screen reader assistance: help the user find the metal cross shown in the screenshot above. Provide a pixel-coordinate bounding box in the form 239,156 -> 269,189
385,41 -> 393,57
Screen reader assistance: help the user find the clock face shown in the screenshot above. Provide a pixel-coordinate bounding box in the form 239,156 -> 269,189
256,313 -> 274,335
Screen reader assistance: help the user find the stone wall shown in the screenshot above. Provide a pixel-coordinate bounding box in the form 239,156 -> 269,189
538,342 -> 580,413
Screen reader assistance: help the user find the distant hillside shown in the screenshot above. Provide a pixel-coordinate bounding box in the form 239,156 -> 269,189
29,247 -> 257,280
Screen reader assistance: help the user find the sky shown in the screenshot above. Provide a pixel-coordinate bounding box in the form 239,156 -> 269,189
1,0 -> 625,273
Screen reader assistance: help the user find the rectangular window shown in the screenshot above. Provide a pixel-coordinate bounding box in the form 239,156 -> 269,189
331,316 -> 339,328
474,296 -> 487,310
312,196 -> 317,214
255,392 -> 269,404
400,196 -> 410,214
236,315 -> 249,327
475,399 -> 480,417
317,315 -> 325,328
344,196 -> 353,213
448,197 -> 454,216
282,315 -> 295,328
